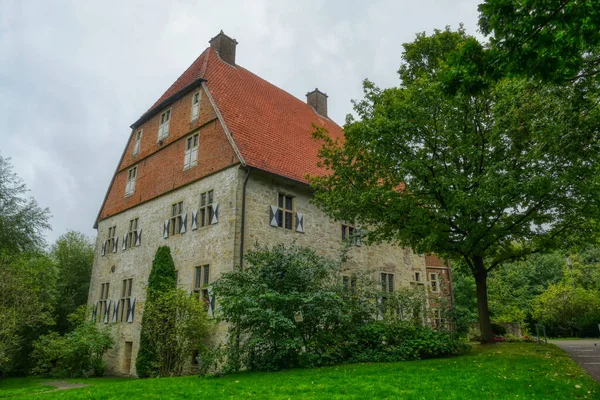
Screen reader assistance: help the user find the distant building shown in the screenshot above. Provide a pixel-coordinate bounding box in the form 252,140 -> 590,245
88,31 -> 453,376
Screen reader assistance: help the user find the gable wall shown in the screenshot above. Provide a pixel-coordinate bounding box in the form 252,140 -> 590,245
99,86 -> 239,220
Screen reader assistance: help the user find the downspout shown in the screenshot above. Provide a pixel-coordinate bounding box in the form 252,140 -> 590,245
239,167 -> 252,269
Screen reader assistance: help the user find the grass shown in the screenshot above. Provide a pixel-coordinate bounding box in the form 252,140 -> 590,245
1,343 -> 599,399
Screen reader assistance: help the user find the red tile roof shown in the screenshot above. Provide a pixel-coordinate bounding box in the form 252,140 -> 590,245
145,48 -> 344,184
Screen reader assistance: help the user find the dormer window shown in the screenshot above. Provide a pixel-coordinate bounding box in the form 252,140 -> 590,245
125,166 -> 137,197
133,129 -> 142,157
191,92 -> 201,121
158,109 -> 171,141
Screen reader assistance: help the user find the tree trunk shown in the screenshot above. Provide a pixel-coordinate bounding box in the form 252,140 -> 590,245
473,256 -> 495,344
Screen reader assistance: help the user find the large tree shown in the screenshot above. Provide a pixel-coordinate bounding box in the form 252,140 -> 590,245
310,28 -> 600,343
51,231 -> 95,334
0,155 -> 50,255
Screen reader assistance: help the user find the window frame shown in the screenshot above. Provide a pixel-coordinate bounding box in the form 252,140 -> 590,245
183,133 -> 199,170
277,193 -> 294,230
125,166 -> 137,197
170,201 -> 184,236
191,91 -> 201,121
133,129 -> 143,157
99,282 -> 110,322
127,218 -> 138,249
341,220 -> 356,243
119,278 -> 133,322
414,271 -> 421,283
157,108 -> 171,141
199,190 -> 214,228
429,273 -> 440,293
193,264 -> 211,305
342,275 -> 357,292
107,226 -> 116,253
380,272 -> 394,293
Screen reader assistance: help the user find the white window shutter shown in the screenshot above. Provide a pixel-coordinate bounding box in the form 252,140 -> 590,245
91,302 -> 98,321
112,300 -> 119,323
180,213 -> 187,234
164,121 -> 170,137
131,178 -> 136,193
191,210 -> 198,230
164,219 -> 170,239
377,297 -> 383,320
207,287 -> 215,318
135,229 -> 142,246
211,202 -> 219,225
104,300 -> 111,324
184,149 -> 191,169
192,103 -> 199,120
133,141 -> 140,156
122,234 -> 127,251
191,146 -> 198,166
101,241 -> 106,256
113,237 -> 118,253
269,205 -> 279,227
356,229 -> 363,247
127,297 -> 136,323
295,212 -> 304,233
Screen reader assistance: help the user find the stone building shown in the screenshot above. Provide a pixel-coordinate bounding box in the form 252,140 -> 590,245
88,31 -> 453,376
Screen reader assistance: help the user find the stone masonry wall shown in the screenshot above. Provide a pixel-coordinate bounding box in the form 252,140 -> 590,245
88,165 -> 240,376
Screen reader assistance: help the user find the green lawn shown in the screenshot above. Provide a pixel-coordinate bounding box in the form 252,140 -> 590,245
1,343 -> 599,399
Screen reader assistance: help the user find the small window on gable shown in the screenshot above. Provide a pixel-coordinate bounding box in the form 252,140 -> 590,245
125,166 -> 137,197
158,109 -> 171,141
191,91 -> 201,121
133,129 -> 142,157
184,133 -> 199,170
430,273 -> 439,293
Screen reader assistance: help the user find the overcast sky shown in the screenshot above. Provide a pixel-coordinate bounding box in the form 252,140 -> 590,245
0,0 -> 481,245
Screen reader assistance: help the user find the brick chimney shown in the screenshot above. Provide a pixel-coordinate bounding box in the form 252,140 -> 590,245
306,88 -> 328,117
209,30 -> 238,65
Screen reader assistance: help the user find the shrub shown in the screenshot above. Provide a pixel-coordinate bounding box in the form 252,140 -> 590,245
31,307 -> 113,378
136,246 -> 213,377
491,323 -> 507,336
212,245 -> 468,373
136,246 -> 177,378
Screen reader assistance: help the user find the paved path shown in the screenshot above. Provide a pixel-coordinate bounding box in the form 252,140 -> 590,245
550,339 -> 600,382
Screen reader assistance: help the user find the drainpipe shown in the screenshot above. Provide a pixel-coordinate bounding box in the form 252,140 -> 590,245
239,167 -> 252,269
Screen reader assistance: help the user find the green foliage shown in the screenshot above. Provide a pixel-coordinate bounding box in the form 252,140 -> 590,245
310,28 -> 600,342
213,245 -> 465,372
0,154 -> 50,255
532,283 -> 600,338
0,251 -> 57,376
478,0 -> 600,83
51,231 -> 94,334
136,246 -> 177,378
31,307 -> 113,378
137,246 -> 211,378
142,289 -> 213,377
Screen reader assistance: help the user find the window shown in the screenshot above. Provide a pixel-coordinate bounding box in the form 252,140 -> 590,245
193,265 -> 210,304
191,91 -> 201,121
174,270 -> 179,284
133,129 -> 142,157
119,278 -> 133,322
199,190 -> 214,227
184,133 -> 199,170
342,275 -> 357,292
99,282 -> 110,322
432,309 -> 443,328
341,220 -> 357,243
125,166 -> 137,197
381,273 -> 394,293
127,218 -> 138,248
414,271 -> 421,282
158,109 -> 171,141
430,273 -> 439,293
170,201 -> 184,236
107,226 -> 116,253
278,193 -> 294,230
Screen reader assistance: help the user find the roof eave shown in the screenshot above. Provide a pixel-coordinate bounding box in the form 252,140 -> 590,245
129,78 -> 207,130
